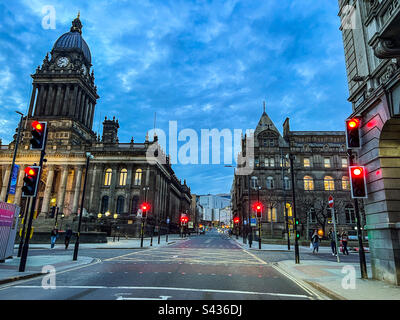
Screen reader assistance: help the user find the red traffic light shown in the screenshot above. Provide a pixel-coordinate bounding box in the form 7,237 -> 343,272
25,166 -> 37,176
252,202 -> 263,212
351,166 -> 363,176
347,118 -> 360,129
233,217 -> 240,224
32,121 -> 43,131
141,202 -> 150,212
349,165 -> 367,198
180,215 -> 188,223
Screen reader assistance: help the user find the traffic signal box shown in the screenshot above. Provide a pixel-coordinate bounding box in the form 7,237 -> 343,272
140,202 -> 150,217
294,219 -> 300,239
252,202 -> 263,218
345,117 -> 361,149
22,166 -> 40,197
233,216 -> 240,225
30,121 -> 47,150
180,215 -> 188,225
349,166 -> 367,198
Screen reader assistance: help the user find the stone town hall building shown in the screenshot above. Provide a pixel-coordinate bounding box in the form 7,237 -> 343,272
0,16 -> 191,234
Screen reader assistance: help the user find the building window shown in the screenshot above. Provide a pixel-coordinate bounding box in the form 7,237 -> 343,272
342,158 -> 348,168
134,169 -> 142,186
309,208 -> 317,223
255,158 -> 259,167
101,196 -> 109,213
104,168 -> 112,186
304,158 -> 311,167
251,176 -> 258,189
266,176 -> 274,189
324,157 -> 331,168
342,176 -> 350,190
119,168 -> 127,186
267,207 -> 277,222
264,158 -> 269,167
284,176 -> 290,190
286,203 -> 292,217
269,157 -> 275,167
269,139 -> 275,147
345,205 -> 356,224
116,196 -> 125,214
131,196 -> 139,215
324,176 -> 335,191
304,176 -> 314,191
263,139 -> 268,147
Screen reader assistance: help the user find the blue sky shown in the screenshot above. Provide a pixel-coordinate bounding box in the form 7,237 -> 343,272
0,0 -> 350,195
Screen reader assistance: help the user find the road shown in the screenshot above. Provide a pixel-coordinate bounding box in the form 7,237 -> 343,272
0,230 -> 323,300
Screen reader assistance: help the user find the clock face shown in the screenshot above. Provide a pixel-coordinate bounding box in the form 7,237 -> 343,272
57,57 -> 69,67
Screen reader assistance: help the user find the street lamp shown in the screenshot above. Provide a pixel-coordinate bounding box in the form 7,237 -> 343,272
5,111 -> 24,203
73,152 -> 94,261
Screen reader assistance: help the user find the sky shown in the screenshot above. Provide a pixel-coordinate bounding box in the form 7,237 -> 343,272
0,0 -> 351,196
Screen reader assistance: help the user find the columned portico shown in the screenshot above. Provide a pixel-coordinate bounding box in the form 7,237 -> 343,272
72,165 -> 83,215
0,165 -> 11,201
41,165 -> 55,216
57,166 -> 69,214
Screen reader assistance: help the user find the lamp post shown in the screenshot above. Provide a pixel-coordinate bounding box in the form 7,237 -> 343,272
5,111 -> 24,203
281,151 -> 290,250
73,152 -> 94,261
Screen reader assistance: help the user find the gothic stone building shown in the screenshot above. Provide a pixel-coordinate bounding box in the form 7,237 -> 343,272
0,16 -> 191,235
231,108 -> 358,239
338,0 -> 400,285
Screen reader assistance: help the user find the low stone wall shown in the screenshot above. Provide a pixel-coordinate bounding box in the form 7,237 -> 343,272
15,231 -> 108,244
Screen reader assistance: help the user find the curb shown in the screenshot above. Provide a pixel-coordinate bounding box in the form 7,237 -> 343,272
0,272 -> 43,286
303,280 -> 347,301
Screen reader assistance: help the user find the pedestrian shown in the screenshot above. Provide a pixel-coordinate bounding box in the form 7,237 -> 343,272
311,229 -> 320,254
248,226 -> 253,247
50,227 -> 59,249
328,228 -> 337,256
64,226 -> 73,250
341,230 -> 349,255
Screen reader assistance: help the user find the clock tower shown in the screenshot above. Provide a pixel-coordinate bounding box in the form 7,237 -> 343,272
26,14 -> 99,146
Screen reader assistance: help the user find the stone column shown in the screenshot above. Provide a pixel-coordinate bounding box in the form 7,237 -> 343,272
89,102 -> 96,129
0,165 -> 11,202
34,85 -> 44,116
61,85 -> 71,116
28,85 -> 37,117
45,85 -> 55,115
57,166 -> 69,214
69,86 -> 79,117
14,165 -> 25,206
40,166 -> 55,216
71,166 -> 83,215
88,164 -> 98,213
74,88 -> 82,119
53,85 -> 63,116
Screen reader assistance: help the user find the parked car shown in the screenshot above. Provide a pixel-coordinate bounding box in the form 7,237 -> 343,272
347,230 -> 368,241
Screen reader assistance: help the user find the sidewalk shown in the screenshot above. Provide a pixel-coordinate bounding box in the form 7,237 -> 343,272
0,234 -> 184,285
232,236 -> 400,300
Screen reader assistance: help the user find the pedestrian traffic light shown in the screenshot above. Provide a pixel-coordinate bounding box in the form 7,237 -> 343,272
140,202 -> 150,217
30,121 -> 47,150
180,215 -> 188,225
345,117 -> 361,149
252,202 -> 263,218
294,218 -> 299,226
22,166 -> 40,197
349,165 -> 367,198
233,216 -> 240,224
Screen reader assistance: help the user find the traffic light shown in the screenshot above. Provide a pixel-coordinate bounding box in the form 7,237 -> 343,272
345,117 -> 361,149
180,215 -> 188,225
294,218 -> 299,226
22,166 -> 40,197
349,166 -> 367,198
140,202 -> 150,217
233,216 -> 240,224
30,121 -> 47,150
252,202 -> 263,218
49,206 -> 56,218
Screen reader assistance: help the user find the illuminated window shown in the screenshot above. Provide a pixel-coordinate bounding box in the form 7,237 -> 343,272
268,207 -> 277,222
324,157 -> 331,168
270,158 -> 275,167
304,176 -> 314,191
342,158 -> 348,168
119,168 -> 127,186
304,158 -> 311,167
134,169 -> 142,186
342,176 -> 350,190
104,168 -> 112,186
324,176 -> 335,191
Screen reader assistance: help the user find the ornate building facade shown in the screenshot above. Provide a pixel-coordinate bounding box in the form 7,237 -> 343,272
338,0 -> 400,285
0,16 -> 191,235
231,108 -> 357,239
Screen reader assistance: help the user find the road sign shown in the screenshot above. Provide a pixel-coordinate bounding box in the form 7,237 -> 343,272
250,218 -> 257,226
9,165 -> 19,195
328,195 -> 334,208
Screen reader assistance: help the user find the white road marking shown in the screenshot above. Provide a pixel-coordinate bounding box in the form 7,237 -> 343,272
11,285 -> 311,299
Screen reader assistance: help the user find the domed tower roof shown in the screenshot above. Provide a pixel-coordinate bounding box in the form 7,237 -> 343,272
52,13 -> 92,64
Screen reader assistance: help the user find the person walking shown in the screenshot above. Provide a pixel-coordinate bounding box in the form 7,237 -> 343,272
64,226 -> 73,250
50,228 -> 59,249
341,230 -> 349,255
311,230 -> 320,254
328,228 -> 337,256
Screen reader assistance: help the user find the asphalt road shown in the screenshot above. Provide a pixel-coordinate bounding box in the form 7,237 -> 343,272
0,230 -> 322,300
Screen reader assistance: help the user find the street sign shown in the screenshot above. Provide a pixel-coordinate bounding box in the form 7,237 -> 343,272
328,195 -> 334,208
9,165 -> 19,195
250,218 -> 257,226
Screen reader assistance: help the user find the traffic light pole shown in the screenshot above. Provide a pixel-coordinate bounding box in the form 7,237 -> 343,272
19,148 -> 46,272
17,197 -> 31,257
347,149 -> 368,279
281,152 -> 290,251
289,154 -> 300,264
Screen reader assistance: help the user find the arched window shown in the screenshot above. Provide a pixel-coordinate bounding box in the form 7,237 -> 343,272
134,169 -> 142,186
250,176 -> 258,189
101,196 -> 109,213
104,168 -> 112,186
116,196 -> 125,214
267,207 -> 277,222
342,176 -> 350,190
119,168 -> 127,186
324,176 -> 335,191
266,176 -> 274,189
304,176 -> 314,191
284,176 -> 290,190
345,205 -> 355,224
